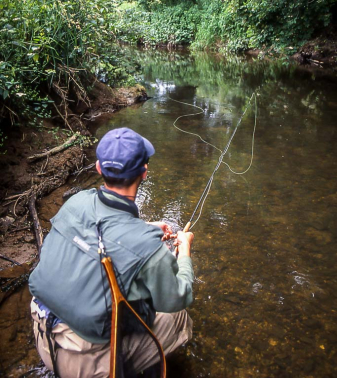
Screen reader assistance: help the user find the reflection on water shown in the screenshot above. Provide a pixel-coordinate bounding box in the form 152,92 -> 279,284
2,48 -> 337,377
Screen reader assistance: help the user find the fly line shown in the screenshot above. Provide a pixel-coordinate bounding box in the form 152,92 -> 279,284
169,92 -> 258,229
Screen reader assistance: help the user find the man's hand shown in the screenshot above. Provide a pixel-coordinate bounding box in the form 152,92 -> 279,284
147,221 -> 173,241
174,231 -> 194,259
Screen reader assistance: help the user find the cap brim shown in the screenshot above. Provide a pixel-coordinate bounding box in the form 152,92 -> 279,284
143,136 -> 155,157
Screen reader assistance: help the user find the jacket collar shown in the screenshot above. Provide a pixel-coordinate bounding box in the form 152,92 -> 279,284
98,186 -> 139,218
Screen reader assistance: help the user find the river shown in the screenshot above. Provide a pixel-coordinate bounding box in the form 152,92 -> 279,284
1,48 -> 337,377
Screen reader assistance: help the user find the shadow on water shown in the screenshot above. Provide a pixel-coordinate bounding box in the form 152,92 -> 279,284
1,47 -> 337,377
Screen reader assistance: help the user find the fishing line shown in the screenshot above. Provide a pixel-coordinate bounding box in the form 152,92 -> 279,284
169,92 -> 257,230
169,96 -> 222,153
222,93 -> 257,175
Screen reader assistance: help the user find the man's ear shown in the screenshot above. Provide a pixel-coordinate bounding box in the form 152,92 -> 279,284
96,160 -> 102,175
141,164 -> 148,180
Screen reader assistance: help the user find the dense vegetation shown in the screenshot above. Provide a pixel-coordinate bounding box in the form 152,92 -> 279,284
0,0 -> 336,146
0,0 -> 137,133
117,0 -> 336,52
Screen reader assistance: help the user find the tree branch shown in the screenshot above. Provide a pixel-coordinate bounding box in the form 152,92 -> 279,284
27,133 -> 79,162
28,193 -> 44,256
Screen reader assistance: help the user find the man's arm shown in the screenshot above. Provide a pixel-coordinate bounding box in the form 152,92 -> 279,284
128,232 -> 194,313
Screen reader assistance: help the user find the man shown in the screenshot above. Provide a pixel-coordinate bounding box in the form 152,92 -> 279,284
29,127 -> 194,377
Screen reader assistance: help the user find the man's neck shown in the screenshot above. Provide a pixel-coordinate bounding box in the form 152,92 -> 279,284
104,182 -> 139,202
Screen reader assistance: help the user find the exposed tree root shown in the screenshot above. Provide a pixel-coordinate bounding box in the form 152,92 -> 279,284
0,254 -> 21,266
27,133 -> 79,162
3,144 -> 83,217
28,193 -> 43,256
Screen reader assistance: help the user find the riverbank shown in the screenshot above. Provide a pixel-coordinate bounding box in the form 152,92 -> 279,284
116,0 -> 336,73
243,24 -> 337,71
158,25 -> 337,72
0,79 -> 149,376
0,81 -> 147,272
0,82 -> 146,269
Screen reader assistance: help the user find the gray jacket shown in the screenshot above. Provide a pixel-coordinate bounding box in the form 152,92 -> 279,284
29,188 -> 194,343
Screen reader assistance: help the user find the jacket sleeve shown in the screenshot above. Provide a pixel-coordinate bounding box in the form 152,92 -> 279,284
129,244 -> 194,313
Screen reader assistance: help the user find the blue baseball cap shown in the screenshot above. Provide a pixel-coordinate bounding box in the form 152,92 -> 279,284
96,127 -> 155,179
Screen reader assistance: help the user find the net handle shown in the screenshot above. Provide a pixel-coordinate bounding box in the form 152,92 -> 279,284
101,256 -> 167,378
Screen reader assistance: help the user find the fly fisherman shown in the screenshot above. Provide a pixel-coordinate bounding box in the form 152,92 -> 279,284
28,127 -> 194,377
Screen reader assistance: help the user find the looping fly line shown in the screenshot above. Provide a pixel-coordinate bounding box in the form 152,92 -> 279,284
169,92 -> 258,230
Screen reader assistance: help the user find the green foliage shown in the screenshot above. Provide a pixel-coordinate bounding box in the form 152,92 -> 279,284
116,1 -> 201,45
194,0 -> 335,52
0,0 -> 136,131
117,0 -> 335,53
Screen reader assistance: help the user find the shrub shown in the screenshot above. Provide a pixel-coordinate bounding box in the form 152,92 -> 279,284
116,1 -> 201,46
0,0 -> 135,129
193,0 -> 335,52
116,0 -> 335,53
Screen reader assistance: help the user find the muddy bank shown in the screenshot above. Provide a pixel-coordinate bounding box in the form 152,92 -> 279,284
245,25 -> 337,72
151,24 -> 337,72
0,82 -> 147,268
0,82 -> 148,376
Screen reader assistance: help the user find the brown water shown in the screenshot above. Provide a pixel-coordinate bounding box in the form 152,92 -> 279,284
1,49 -> 337,377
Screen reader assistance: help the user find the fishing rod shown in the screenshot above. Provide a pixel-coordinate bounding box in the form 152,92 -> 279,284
170,92 -> 257,231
